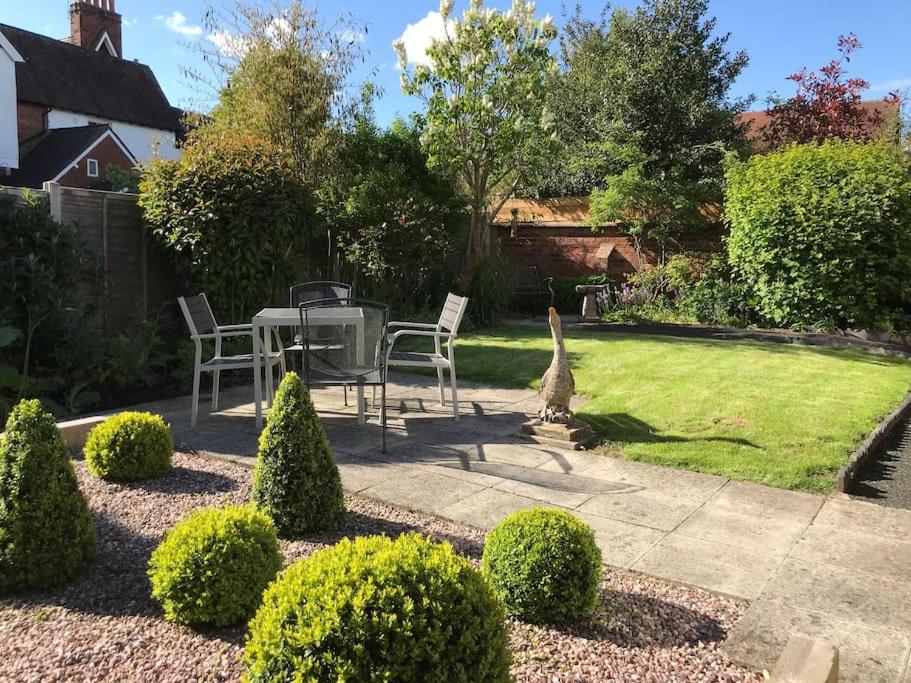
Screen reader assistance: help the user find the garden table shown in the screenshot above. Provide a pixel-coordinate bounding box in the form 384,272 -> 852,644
252,307 -> 366,429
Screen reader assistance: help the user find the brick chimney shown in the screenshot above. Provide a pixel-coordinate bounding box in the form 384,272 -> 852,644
70,0 -> 122,58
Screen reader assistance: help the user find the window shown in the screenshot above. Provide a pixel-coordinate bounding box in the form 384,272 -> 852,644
86,159 -> 99,177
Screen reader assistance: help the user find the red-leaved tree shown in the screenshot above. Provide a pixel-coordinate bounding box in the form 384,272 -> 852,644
763,33 -> 900,148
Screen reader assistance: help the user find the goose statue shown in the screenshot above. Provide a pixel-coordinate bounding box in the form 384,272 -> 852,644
538,307 -> 574,424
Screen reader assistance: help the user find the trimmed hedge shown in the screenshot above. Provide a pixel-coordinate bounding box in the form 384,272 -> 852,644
251,372 -> 344,537
148,504 -> 282,627
244,533 -> 511,682
726,141 -> 911,330
0,399 -> 96,592
84,412 -> 173,481
482,508 -> 601,623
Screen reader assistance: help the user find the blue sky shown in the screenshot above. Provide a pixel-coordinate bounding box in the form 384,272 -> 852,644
3,1 -> 909,124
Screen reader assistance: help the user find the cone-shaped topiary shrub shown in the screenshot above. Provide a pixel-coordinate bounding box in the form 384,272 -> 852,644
84,412 -> 173,482
251,371 -> 344,537
244,533 -> 511,682
0,399 -> 96,592
148,504 -> 282,627
482,508 -> 602,623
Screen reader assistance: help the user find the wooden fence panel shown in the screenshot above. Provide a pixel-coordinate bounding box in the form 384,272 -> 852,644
2,182 -> 180,335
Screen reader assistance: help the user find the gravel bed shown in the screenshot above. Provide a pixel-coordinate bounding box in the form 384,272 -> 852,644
853,415 -> 911,509
0,453 -> 761,682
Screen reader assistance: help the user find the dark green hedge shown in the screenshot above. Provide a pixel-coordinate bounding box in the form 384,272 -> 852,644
482,508 -> 602,623
251,372 -> 344,537
0,399 -> 96,592
726,141 -> 911,331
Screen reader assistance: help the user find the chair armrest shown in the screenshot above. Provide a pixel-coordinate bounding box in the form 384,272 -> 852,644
541,276 -> 555,292
388,321 -> 438,329
218,323 -> 253,332
390,329 -> 454,342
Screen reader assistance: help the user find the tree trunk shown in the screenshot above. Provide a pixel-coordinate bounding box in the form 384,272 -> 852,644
458,208 -> 490,293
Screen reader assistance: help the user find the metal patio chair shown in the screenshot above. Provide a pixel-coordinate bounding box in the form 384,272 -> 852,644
286,281 -> 353,404
298,298 -> 390,451
385,292 -> 469,421
178,293 -> 285,427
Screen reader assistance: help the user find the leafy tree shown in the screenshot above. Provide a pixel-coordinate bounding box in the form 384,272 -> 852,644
522,6 -> 614,197
763,34 -> 901,148
399,0 -> 558,290
139,129 -> 311,320
329,112 -> 466,311
190,0 -> 365,187
588,0 -> 749,260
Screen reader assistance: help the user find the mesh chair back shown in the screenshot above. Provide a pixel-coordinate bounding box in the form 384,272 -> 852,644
290,281 -> 352,308
178,294 -> 218,336
299,298 -> 388,386
437,293 -> 469,333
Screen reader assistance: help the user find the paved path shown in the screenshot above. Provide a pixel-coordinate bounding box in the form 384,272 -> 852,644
126,374 -> 911,683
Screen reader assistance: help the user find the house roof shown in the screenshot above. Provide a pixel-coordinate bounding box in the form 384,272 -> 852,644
5,124 -> 132,189
0,23 -> 181,133
736,99 -> 900,151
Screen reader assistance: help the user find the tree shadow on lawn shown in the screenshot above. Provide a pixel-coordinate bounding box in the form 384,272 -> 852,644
582,412 -> 760,450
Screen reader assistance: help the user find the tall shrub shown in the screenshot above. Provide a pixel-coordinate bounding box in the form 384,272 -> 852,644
251,372 -> 344,537
0,399 -> 96,592
726,141 -> 911,330
139,130 -> 312,321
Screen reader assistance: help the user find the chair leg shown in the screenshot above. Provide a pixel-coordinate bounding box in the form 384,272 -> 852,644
381,383 -> 387,453
371,386 -> 377,409
191,364 -> 201,427
436,367 -> 445,406
344,385 -> 348,407
450,363 -> 459,421
211,369 -> 220,412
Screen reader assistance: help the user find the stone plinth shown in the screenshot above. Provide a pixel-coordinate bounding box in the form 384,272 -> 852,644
519,418 -> 595,450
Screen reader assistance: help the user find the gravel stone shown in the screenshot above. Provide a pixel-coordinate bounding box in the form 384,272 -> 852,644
0,453 -> 761,682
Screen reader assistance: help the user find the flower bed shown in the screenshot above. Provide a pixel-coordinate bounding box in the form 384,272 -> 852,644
0,453 -> 760,682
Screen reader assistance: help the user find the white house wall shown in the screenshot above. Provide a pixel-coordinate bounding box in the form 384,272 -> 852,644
0,50 -> 19,168
47,109 -> 180,162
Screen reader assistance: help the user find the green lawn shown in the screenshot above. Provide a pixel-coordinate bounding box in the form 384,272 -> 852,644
417,326 -> 911,492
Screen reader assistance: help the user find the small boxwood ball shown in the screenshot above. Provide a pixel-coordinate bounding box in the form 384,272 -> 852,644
244,533 -> 511,682
482,508 -> 602,623
148,505 -> 282,627
84,411 -> 172,481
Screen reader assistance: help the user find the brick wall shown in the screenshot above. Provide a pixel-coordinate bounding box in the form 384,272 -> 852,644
56,135 -> 133,189
70,2 -> 122,57
17,101 -> 46,144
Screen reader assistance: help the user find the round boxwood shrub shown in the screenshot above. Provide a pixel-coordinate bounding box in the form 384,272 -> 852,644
84,411 -> 173,481
148,504 -> 282,627
726,141 -> 911,330
482,508 -> 602,623
251,371 -> 344,538
0,399 -> 96,592
244,533 -> 511,682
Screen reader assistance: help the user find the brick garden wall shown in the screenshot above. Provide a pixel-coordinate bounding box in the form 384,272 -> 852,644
494,196 -> 725,281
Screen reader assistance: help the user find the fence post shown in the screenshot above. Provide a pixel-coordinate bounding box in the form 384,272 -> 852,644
42,181 -> 62,222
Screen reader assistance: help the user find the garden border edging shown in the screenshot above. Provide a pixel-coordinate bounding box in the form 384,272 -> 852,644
836,391 -> 911,493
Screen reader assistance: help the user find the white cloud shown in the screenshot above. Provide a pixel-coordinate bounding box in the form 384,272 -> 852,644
869,77 -> 911,93
337,28 -> 366,45
395,11 -> 452,67
157,11 -> 203,37
207,17 -> 291,58
122,18 -> 138,28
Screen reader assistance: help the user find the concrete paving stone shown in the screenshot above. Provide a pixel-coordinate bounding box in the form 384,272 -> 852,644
814,496 -> 911,542
359,469 -> 486,517
762,558 -> 911,635
632,533 -> 783,600
492,477 -> 596,508
791,524 -> 911,583
572,510 -> 665,569
534,448 -> 610,475
439,487 -> 551,531
335,455 -> 410,494
576,476 -> 725,532
723,596 -> 911,683
675,481 -> 822,555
